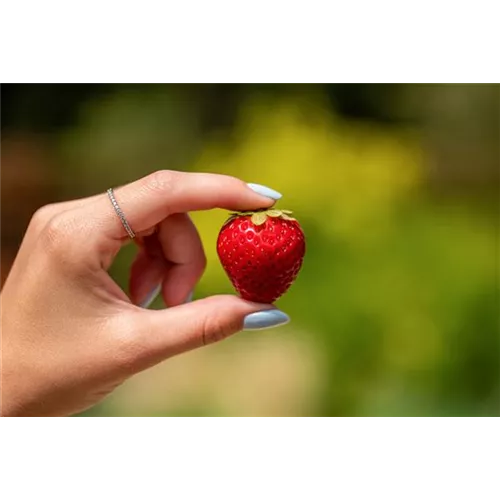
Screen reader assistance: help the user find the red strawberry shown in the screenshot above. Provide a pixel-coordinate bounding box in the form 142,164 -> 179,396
217,209 -> 305,303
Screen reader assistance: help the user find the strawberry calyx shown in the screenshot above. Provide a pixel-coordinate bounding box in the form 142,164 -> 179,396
226,208 -> 296,226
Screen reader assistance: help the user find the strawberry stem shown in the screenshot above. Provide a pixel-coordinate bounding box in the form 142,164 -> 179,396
226,208 -> 296,225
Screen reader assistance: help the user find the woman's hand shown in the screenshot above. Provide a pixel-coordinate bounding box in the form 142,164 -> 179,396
0,171 -> 289,417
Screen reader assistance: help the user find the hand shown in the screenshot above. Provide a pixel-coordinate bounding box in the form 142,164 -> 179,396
0,171 -> 289,417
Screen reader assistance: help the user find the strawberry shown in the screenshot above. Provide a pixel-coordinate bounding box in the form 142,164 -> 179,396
217,209 -> 305,303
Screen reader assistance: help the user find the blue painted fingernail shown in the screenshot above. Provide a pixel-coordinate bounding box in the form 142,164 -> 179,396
247,183 -> 282,201
140,284 -> 162,309
243,309 -> 290,330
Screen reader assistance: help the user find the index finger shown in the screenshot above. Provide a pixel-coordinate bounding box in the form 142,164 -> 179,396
87,170 -> 282,241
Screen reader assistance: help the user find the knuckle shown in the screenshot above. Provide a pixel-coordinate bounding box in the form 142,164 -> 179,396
147,169 -> 178,194
38,214 -> 75,256
30,204 -> 60,231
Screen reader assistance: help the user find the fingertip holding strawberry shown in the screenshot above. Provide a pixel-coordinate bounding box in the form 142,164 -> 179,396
246,183 -> 282,201
217,206 -> 305,317
243,309 -> 290,330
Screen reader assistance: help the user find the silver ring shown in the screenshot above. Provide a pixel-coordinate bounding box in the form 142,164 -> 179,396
107,188 -> 136,239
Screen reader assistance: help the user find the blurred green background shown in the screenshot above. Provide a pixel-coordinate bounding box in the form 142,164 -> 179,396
1,84 -> 499,416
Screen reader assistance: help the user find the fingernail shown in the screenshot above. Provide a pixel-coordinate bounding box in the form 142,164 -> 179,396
243,309 -> 290,330
140,284 -> 162,309
184,291 -> 193,303
247,183 -> 282,201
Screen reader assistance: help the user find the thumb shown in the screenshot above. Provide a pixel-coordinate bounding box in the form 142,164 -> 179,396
123,295 -> 289,372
